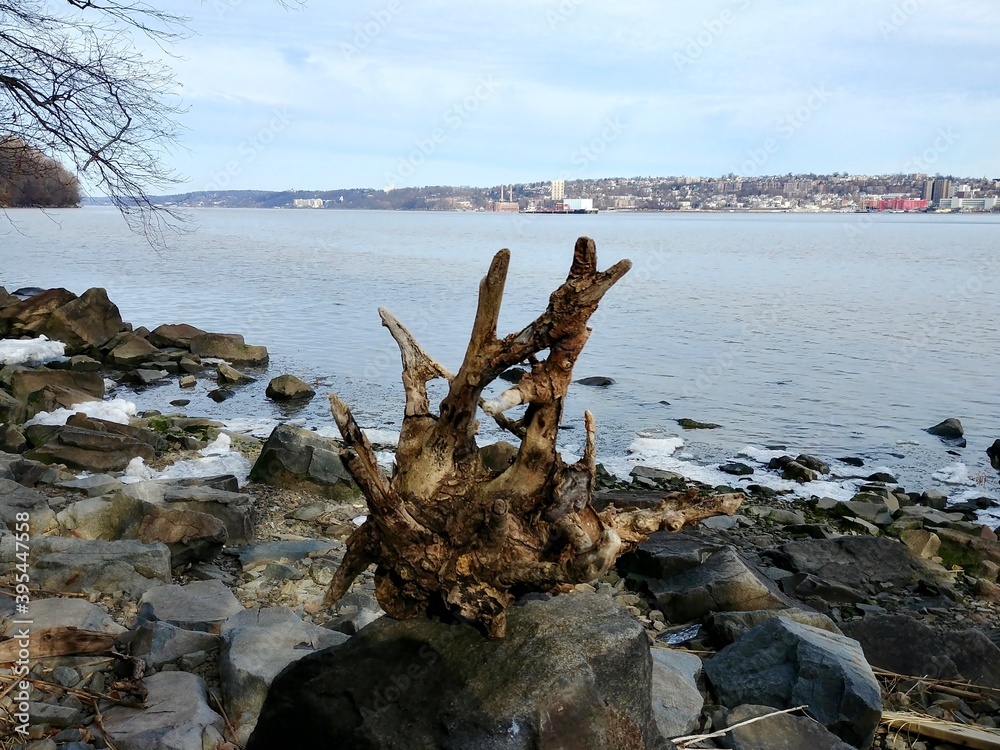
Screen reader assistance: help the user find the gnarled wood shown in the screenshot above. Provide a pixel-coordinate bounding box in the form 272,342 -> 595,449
325,237 -> 742,637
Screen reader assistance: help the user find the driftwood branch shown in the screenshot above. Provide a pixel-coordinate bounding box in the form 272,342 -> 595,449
324,237 -> 743,637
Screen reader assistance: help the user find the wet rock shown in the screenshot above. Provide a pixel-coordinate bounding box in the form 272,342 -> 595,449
795,455 -> 830,474
650,649 -> 703,739
838,456 -> 865,467
24,538 -> 170,596
102,671 -> 226,750
575,376 -> 616,387
221,607 -> 349,744
147,323 -> 208,350
704,617 -> 881,748
705,608 -> 842,647
720,704 -> 855,750
235,539 -> 339,572
265,374 -> 316,401
248,593 -> 661,750
677,418 -> 721,430
499,367 -> 527,383
782,461 -> 818,483
719,462 -> 754,476
138,579 -> 244,634
179,374 -> 196,388
207,387 -> 233,403
646,546 -> 793,623
249,424 -> 359,501
842,614 -> 1000,689
989,439 -> 1000,471
190,332 -> 269,365
6,597 -> 125,636
926,418 -> 964,440
217,362 -> 254,384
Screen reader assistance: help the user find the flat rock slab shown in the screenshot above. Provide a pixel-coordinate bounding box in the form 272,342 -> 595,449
247,593 -> 663,750
221,607 -> 349,744
763,536 -> 937,591
650,648 -> 703,740
56,474 -> 123,497
842,613 -> 1000,689
235,539 -> 338,571
138,579 -> 244,634
705,616 -> 881,749
131,621 -> 221,670
4,598 -> 124,637
721,704 -> 855,750
102,671 -> 225,750
24,538 -> 170,597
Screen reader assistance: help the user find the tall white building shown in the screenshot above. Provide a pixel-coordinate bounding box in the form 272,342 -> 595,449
551,180 -> 565,200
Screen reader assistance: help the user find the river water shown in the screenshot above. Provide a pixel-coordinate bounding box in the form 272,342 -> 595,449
2,207 -> 998,515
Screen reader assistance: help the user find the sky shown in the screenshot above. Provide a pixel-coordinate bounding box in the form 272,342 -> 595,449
145,0 -> 1000,191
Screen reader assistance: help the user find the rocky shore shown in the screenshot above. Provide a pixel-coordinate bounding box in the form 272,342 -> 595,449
2,285 -> 1000,750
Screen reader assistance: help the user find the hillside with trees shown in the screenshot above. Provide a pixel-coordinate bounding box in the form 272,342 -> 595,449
0,138 -> 81,207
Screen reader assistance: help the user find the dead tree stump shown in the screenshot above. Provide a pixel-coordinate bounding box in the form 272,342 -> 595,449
325,237 -> 742,637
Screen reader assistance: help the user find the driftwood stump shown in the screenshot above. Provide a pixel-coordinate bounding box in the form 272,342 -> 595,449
325,237 -> 742,637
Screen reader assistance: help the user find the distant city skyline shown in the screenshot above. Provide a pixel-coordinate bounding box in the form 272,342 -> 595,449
126,2 -> 1000,195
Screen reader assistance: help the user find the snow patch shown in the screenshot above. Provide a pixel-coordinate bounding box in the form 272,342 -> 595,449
26,399 -> 138,426
122,434 -> 251,486
0,336 -> 65,366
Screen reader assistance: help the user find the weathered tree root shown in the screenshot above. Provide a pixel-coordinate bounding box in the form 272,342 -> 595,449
325,237 -> 743,638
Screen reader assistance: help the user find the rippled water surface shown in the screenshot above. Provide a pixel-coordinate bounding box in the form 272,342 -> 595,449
3,207 -> 998,502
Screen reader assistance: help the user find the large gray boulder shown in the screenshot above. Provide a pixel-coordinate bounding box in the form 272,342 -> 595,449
21,538 -> 170,596
842,614 -> 1000,688
0,477 -> 55,532
646,546 -> 792,623
102,671 -> 226,750
720,704 -> 855,750
704,617 -> 881,749
763,536 -> 937,592
221,607 -> 349,744
650,649 -> 703,740
249,424 -> 359,501
247,593 -> 666,750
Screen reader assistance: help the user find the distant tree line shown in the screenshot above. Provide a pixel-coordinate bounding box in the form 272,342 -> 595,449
0,137 -> 81,207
